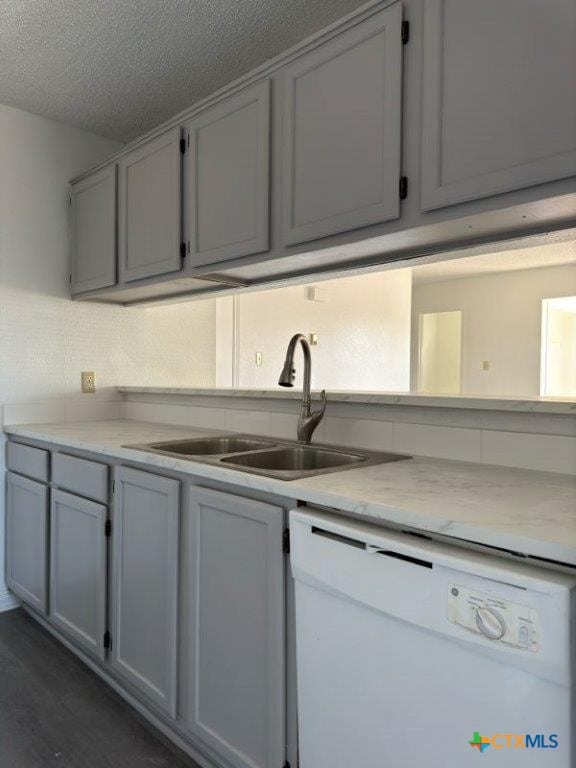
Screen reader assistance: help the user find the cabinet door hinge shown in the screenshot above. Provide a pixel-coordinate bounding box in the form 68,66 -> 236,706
179,137 -> 186,154
401,19 -> 410,44
103,630 -> 111,650
283,529 -> 290,555
180,242 -> 187,260
105,519 -> 112,537
283,762 -> 291,768
69,273 -> 72,285
399,176 -> 408,200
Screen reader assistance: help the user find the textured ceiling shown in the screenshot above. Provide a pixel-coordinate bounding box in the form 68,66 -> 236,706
0,0 -> 368,141
412,241 -> 576,284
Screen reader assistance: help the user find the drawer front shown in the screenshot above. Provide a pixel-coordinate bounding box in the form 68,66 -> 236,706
6,442 -> 50,483
52,453 -> 109,503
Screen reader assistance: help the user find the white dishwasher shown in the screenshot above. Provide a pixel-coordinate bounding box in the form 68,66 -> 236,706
290,508 -> 575,767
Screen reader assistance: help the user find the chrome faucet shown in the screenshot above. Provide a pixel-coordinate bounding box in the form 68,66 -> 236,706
278,333 -> 327,443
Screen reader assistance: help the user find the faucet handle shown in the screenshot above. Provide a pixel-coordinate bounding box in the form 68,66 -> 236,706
314,389 -> 327,416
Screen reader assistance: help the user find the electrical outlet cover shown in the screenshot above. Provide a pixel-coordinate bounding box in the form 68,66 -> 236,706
81,371 -> 96,393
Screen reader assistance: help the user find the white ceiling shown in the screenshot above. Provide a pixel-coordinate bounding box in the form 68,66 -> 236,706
412,241 -> 576,284
0,0 -> 367,142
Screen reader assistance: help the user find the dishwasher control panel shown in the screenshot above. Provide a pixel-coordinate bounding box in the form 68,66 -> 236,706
447,584 -> 539,652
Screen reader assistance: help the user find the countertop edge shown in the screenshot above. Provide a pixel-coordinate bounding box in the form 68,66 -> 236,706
4,421 -> 576,568
116,387 -> 576,415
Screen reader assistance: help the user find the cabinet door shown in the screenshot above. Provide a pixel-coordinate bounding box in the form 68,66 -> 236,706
70,165 -> 117,294
50,490 -> 107,660
185,80 -> 270,267
118,128 -> 183,283
111,467 -> 180,717
183,487 -> 285,768
5,472 -> 48,614
281,2 -> 403,246
421,0 -> 576,211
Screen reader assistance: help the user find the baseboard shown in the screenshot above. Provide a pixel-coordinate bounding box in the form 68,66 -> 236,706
0,590 -> 20,613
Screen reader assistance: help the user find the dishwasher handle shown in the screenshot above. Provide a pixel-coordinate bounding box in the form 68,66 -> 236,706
367,544 -> 433,569
310,525 -> 433,569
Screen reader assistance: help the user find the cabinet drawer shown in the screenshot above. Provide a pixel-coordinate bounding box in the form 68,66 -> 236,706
6,442 -> 50,483
52,453 -> 109,503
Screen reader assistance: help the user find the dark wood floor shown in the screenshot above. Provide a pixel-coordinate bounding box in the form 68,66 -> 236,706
0,609 -> 201,768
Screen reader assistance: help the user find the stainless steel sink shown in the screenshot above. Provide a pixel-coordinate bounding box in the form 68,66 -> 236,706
220,445 -> 409,479
141,436 -> 275,457
221,446 -> 365,471
127,434 -> 411,480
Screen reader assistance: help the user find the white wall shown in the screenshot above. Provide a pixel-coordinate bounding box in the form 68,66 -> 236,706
411,265 -> 576,397
218,269 -> 412,391
0,104 -> 217,606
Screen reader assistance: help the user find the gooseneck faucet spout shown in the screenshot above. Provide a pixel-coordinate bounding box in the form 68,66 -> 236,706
278,333 -> 326,443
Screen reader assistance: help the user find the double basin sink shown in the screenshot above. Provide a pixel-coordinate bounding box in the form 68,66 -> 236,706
127,435 -> 410,480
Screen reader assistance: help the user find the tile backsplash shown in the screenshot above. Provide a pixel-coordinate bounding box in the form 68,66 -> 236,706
2,392 -> 574,474
120,393 -> 576,475
2,399 -> 121,427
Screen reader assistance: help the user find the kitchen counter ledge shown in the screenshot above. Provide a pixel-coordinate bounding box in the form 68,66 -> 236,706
118,386 -> 576,415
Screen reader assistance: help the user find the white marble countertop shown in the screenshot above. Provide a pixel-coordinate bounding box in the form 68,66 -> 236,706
117,386 -> 576,415
5,420 -> 576,566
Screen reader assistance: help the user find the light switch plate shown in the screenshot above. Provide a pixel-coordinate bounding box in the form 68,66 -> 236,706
81,371 -> 96,394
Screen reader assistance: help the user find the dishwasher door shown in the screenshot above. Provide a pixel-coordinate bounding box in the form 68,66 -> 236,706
290,508 -> 575,768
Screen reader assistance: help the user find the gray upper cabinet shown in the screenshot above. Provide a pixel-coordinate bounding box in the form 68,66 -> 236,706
185,80 -> 271,267
281,2 -> 403,246
421,0 -> 576,211
49,489 -> 107,660
70,165 -> 117,294
183,487 -> 285,768
111,467 -> 180,717
5,472 -> 49,614
118,127 -> 183,283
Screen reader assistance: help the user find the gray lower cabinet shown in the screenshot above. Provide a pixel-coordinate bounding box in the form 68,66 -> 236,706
118,127 -> 184,283
281,1 -> 403,246
6,442 -> 292,768
6,441 -> 49,483
49,489 -> 108,660
185,79 -> 271,267
420,0 -> 576,210
5,471 -> 49,614
70,165 -> 117,294
183,486 -> 286,768
111,467 -> 180,717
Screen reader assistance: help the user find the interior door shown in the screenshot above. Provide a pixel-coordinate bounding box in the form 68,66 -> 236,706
118,127 -> 183,283
281,2 -> 403,246
49,489 -> 108,659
